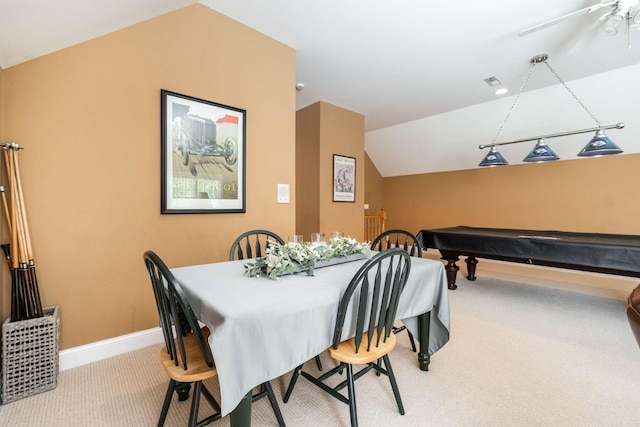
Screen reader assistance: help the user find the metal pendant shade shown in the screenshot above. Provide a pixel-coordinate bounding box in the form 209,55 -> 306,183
478,146 -> 509,167
577,130 -> 624,157
478,54 -> 624,167
523,139 -> 559,162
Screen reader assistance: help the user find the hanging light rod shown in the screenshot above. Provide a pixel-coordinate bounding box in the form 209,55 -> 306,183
478,122 -> 625,149
478,54 -> 625,167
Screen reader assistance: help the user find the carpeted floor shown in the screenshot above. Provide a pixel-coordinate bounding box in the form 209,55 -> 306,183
1,272 -> 639,426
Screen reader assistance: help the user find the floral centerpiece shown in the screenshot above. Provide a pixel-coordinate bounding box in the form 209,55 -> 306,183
244,236 -> 371,279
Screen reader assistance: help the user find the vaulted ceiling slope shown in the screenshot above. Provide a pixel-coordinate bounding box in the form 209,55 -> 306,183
2,1 -> 640,175
0,0 -> 197,68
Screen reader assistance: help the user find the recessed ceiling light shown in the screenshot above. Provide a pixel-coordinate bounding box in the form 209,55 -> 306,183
495,88 -> 509,95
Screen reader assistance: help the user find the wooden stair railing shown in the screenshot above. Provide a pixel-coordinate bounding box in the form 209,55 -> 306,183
364,208 -> 386,242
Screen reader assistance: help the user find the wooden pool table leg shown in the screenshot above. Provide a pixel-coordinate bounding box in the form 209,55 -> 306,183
465,256 -> 478,281
418,311 -> 431,371
230,391 -> 251,427
441,254 -> 479,288
442,257 -> 459,290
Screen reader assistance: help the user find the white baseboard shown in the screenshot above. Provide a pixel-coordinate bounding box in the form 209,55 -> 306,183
59,327 -> 164,371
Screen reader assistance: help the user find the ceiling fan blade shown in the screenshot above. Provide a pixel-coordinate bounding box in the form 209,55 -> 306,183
518,1 -> 619,37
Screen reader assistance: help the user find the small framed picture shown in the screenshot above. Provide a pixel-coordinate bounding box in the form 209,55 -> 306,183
161,89 -> 246,214
333,154 -> 356,202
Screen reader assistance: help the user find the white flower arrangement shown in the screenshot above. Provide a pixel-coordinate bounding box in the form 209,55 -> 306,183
244,237 -> 371,279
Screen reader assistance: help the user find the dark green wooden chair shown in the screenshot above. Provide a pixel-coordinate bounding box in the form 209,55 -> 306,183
283,248 -> 411,427
144,250 -> 286,427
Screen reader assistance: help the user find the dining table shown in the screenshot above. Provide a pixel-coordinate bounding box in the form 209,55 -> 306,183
171,253 -> 450,426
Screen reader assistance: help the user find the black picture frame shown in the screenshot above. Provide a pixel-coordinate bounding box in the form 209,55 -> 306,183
161,89 -> 246,214
333,154 -> 356,202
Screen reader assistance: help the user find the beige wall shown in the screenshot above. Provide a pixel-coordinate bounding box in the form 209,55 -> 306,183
0,5 -> 296,349
295,102 -> 365,240
364,153 -> 383,214
295,103 -> 320,238
318,103 -> 364,240
383,153 -> 640,235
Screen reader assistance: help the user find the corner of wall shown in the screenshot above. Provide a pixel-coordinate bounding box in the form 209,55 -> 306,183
295,103 -> 321,237
364,152 -> 383,214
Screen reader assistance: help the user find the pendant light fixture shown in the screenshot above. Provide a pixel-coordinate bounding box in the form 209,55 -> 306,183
523,139 -> 559,162
478,54 -> 625,167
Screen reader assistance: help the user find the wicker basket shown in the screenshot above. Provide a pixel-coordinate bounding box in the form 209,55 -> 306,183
1,306 -> 59,404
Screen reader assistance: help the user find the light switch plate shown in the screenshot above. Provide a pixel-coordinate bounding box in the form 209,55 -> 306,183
277,184 -> 289,203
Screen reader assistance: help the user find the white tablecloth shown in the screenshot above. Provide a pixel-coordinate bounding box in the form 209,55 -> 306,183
172,255 -> 450,416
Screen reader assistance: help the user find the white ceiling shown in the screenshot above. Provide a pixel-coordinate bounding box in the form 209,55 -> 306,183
0,0 -> 196,67
1,0 -> 640,164
201,0 -> 640,131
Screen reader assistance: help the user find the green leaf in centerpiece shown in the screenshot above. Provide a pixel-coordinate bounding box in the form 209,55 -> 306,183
244,237 -> 371,279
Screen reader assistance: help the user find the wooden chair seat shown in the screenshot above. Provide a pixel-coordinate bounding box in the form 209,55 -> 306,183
161,327 -> 218,383
329,330 -> 396,365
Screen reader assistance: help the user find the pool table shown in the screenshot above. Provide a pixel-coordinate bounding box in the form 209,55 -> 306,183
416,226 -> 640,289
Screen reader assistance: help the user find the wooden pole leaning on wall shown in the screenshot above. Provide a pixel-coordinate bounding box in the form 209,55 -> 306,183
2,145 -> 21,321
1,143 -> 43,321
11,145 -> 43,318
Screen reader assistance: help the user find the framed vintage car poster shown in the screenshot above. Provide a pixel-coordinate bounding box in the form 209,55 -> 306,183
161,89 -> 246,213
333,154 -> 356,202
